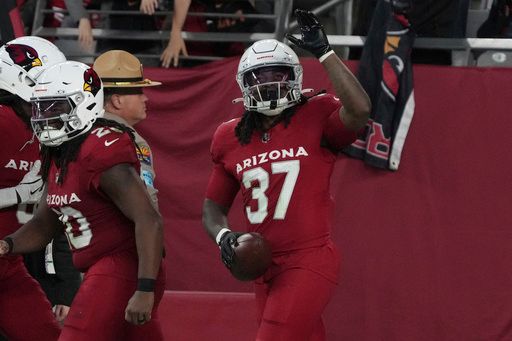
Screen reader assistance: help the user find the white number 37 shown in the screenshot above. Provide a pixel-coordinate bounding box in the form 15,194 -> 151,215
242,160 -> 300,224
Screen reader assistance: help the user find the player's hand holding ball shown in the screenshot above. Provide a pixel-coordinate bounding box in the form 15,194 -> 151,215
219,231 -> 272,281
218,230 -> 244,268
286,9 -> 333,61
229,233 -> 272,281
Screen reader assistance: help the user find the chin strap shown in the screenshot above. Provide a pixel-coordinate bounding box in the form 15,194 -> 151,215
233,88 -> 314,115
19,132 -> 36,151
259,107 -> 285,117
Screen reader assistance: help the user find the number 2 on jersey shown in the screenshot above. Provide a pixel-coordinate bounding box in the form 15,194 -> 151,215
242,160 -> 300,224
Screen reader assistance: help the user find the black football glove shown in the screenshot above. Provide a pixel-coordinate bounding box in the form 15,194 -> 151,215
286,9 -> 332,59
218,231 -> 243,269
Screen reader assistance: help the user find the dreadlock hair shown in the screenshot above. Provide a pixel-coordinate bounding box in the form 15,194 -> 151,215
0,90 -> 31,127
234,93 -> 312,145
40,118 -> 137,185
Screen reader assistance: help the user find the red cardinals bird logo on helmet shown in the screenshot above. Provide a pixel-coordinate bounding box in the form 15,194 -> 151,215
5,44 -> 42,71
83,68 -> 101,96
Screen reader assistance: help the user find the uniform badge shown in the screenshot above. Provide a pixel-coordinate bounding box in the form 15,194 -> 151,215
141,170 -> 154,187
136,144 -> 152,165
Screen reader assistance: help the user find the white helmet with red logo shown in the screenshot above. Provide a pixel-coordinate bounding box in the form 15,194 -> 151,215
236,39 -> 303,116
0,36 -> 66,101
31,61 -> 105,146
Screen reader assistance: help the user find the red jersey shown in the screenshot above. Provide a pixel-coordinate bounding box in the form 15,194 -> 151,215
206,94 -> 356,254
0,105 -> 40,238
46,126 -> 140,271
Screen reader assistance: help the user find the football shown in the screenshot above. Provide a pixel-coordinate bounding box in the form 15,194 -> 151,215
230,232 -> 272,281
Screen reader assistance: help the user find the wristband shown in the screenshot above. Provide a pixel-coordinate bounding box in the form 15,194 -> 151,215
215,227 -> 231,245
137,278 -> 156,292
319,50 -> 335,63
3,237 -> 13,255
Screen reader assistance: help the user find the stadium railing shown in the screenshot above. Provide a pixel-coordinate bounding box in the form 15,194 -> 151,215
30,0 -> 512,67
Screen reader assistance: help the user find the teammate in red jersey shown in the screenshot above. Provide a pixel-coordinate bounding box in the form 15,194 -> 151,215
0,36 -> 66,341
0,61 -> 166,341
202,10 -> 371,340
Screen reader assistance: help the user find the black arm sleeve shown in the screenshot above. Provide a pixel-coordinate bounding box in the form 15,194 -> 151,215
52,231 -> 82,306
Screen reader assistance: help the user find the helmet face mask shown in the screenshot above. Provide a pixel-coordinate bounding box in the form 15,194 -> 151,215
31,61 -> 104,147
0,36 -> 66,101
31,94 -> 83,146
243,65 -> 296,114
243,65 -> 293,87
236,39 -> 303,116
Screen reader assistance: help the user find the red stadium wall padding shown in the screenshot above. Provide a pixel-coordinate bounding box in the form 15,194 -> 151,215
158,291 -> 257,340
140,59 -> 512,340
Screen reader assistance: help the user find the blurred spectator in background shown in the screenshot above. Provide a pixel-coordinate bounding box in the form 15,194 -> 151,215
93,50 -> 161,207
20,0 -> 36,34
0,0 -> 25,42
159,0 -> 266,68
477,0 -> 512,37
97,0 -> 160,66
160,0 -> 192,67
251,0 -> 274,33
45,0 -> 98,51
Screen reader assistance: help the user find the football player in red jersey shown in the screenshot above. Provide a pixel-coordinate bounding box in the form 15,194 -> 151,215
0,36 -> 66,341
0,61 -> 166,341
202,9 -> 371,341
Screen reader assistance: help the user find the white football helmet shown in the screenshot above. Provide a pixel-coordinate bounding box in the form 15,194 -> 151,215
0,36 -> 66,101
31,61 -> 105,147
236,39 -> 303,116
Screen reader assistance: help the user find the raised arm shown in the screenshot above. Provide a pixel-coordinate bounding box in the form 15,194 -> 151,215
139,0 -> 159,15
64,0 -> 93,50
99,163 -> 163,325
161,0 -> 191,68
322,54 -> 371,131
287,9 -> 371,131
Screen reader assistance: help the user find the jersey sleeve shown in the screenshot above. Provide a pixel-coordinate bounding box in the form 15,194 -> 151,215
205,123 -> 239,208
316,94 -> 357,150
323,111 -> 357,150
85,131 -> 140,190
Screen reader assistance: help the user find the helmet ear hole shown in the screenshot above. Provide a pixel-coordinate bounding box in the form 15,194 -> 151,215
74,94 -> 83,104
70,118 -> 82,129
24,77 -> 35,87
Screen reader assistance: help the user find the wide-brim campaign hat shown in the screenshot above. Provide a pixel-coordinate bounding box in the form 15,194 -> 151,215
93,50 -> 161,88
